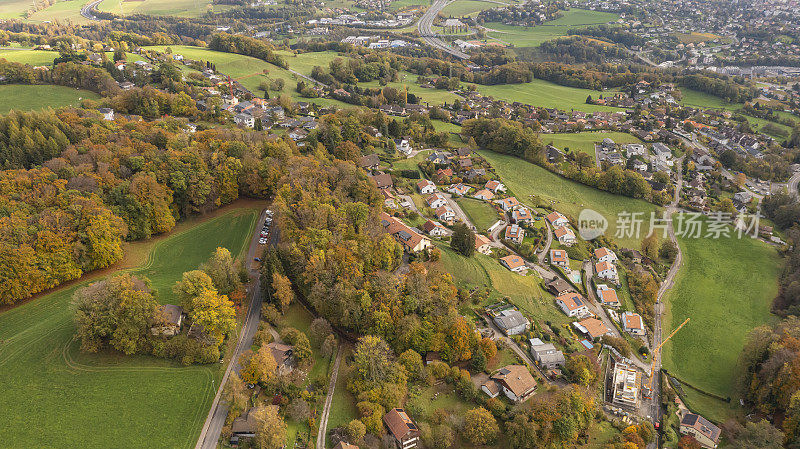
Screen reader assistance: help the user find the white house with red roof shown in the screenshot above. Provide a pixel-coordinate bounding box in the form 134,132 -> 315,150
546,211 -> 569,228
594,247 -> 617,263
485,179 -> 506,193
425,193 -> 447,209
504,224 -> 525,244
595,261 -> 618,281
473,189 -> 495,201
554,226 -> 576,245
495,197 -> 520,211
549,249 -> 569,268
512,207 -> 533,224
555,292 -> 590,317
448,183 -> 470,196
621,312 -> 646,336
417,179 -> 436,194
422,220 -> 448,237
435,205 -> 456,223
596,284 -> 620,307
475,234 -> 492,255
500,255 -> 527,273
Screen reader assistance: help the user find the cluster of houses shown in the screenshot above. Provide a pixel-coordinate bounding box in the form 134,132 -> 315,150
545,211 -> 576,246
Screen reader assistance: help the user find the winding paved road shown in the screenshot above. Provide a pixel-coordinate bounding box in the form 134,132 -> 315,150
80,0 -> 103,20
417,0 -> 470,59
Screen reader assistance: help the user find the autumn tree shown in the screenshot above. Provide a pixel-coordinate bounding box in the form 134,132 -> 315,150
271,272 -> 294,312
173,270 -> 216,314
252,405 -> 287,449
346,419 -> 366,442
464,407 -> 500,445
641,232 -> 659,260
239,344 -> 277,386
201,247 -> 241,295
565,354 -> 599,387
188,289 -> 237,345
223,372 -> 250,424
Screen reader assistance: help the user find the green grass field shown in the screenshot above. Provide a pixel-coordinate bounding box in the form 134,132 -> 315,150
455,197 -> 500,231
360,71 -> 461,106
478,78 -> 623,112
441,0 -> 503,17
485,9 -> 619,47
477,149 -> 659,248
98,0 -> 216,17
679,88 -> 744,111
0,48 -> 58,66
0,84 -> 99,114
542,131 -> 643,157
662,221 -> 780,423
0,205 -> 260,448
27,0 -> 89,23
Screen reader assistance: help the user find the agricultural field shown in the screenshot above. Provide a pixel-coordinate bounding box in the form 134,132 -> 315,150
0,48 -> 58,66
0,0 -> 33,19
542,131 -> 643,157
455,197 -> 501,231
27,0 -> 88,23
437,244 -> 571,326
98,0 -> 218,17
0,84 -> 99,114
441,0 -> 504,17
478,78 -> 624,112
673,32 -> 725,45
359,71 -> 462,105
0,205 -> 260,448
661,221 -> 781,423
485,9 -> 620,48
477,149 -> 660,248
678,88 -> 744,111
742,114 -> 794,139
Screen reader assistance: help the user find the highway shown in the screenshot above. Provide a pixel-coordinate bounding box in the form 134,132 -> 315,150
195,207 -> 275,449
80,0 -> 103,20
417,0 -> 470,60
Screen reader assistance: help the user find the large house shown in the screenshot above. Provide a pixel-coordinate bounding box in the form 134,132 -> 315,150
555,292 -> 590,317
394,138 -> 412,156
384,408 -> 420,449
574,318 -> 610,340
595,261 -> 618,281
500,255 -> 526,273
546,211 -> 569,228
529,338 -> 565,369
512,207 -> 533,224
481,365 -> 536,402
505,224 -> 525,244
596,284 -> 620,307
485,179 -> 506,193
475,234 -> 492,255
621,312 -> 646,336
594,247 -> 617,263
380,212 -> 432,253
435,205 -> 456,223
679,413 -> 721,448
549,249 -> 569,268
554,226 -> 576,245
370,173 -> 393,190
417,179 -> 436,194
493,309 -> 530,335
495,197 -> 520,211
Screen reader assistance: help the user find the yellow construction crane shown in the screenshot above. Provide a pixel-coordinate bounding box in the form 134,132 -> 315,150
643,317 -> 689,398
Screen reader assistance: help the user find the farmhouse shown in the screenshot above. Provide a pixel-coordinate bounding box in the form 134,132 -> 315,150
493,309 -> 530,335
495,197 -> 520,211
474,234 -> 492,255
384,408 -> 420,449
549,249 -> 569,268
500,255 -> 526,273
555,292 -> 590,317
594,247 -> 617,263
574,318 -> 610,340
546,211 -> 569,228
504,224 -> 525,244
596,285 -> 620,307
679,413 -> 721,448
417,179 -> 436,194
481,365 -> 536,402
554,226 -> 576,245
380,212 -> 432,253
529,338 -> 565,369
621,312 -> 646,336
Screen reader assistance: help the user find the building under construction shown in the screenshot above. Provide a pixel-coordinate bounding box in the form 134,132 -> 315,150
611,362 -> 642,411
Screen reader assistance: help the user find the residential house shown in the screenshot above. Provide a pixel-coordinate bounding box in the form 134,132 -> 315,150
495,197 -> 520,211
493,309 -> 530,335
546,211 -> 569,228
594,247 -> 617,263
435,205 -> 456,223
596,284 -> 620,307
473,189 -> 495,201
653,142 -> 672,159
151,304 -> 184,336
359,154 -> 380,171
435,168 -> 453,182
733,191 -> 752,205
595,261 -> 618,282
529,338 -> 565,369
288,128 -> 309,141
380,212 -> 432,253
417,179 -> 436,194
504,224 -> 525,244
448,183 -> 470,196
481,365 -> 536,402
394,138 -> 412,156
545,277 -> 573,296
267,342 -> 294,375
384,408 -> 420,449
512,207 -> 533,224
371,173 -> 394,190
333,442 -> 359,449
425,193 -> 448,209
574,317 -> 610,340
234,113 -> 255,128
98,108 -> 115,121
679,413 -> 721,449
422,220 -> 448,237
475,234 -> 492,255
485,179 -> 506,193
554,226 -> 576,246
556,292 -> 590,317
549,249 -> 569,268
500,255 -> 526,273
231,407 -> 261,439
621,312 -> 646,336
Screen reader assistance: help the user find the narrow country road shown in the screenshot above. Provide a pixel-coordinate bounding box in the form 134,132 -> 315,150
195,207 -> 274,449
288,68 -> 328,88
537,221 -> 553,264
443,192 -> 476,231
316,344 -> 343,449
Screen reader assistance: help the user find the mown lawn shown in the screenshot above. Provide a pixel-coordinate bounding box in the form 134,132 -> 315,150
542,131 -> 643,157
0,84 -> 99,114
455,197 -> 500,231
478,78 -> 624,113
485,9 -> 619,47
0,206 -> 260,448
662,219 -> 780,423
326,346 -> 359,433
477,149 -> 660,248
442,0 -> 504,17
679,88 -> 744,111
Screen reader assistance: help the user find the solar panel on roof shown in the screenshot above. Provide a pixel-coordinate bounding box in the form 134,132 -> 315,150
574,296 -> 583,307
499,368 -> 510,375
407,423 -> 417,430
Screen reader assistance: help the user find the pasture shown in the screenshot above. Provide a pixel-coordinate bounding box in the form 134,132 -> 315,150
0,84 -> 99,114
455,197 -> 500,231
477,149 -> 660,248
441,0 -> 504,17
661,221 -> 780,423
678,88 -> 743,111
478,78 -> 624,112
98,0 -> 215,17
0,48 -> 58,66
542,131 -> 643,157
27,0 -> 88,23
0,205 -> 260,448
485,9 -> 620,48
